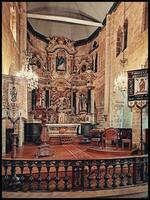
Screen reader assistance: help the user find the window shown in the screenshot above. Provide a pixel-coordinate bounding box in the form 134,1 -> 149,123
95,52 -> 98,72
10,5 -> 17,41
142,2 -> 148,31
116,27 -> 123,57
123,19 -> 128,50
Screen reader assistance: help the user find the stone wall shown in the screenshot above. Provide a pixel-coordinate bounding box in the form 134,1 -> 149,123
103,2 -> 148,146
2,2 -> 27,155
2,2 -> 27,75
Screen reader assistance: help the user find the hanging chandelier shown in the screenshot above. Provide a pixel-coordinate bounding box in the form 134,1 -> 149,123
16,50 -> 38,90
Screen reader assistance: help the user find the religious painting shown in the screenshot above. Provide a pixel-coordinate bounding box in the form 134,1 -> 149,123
135,77 -> 148,95
128,69 -> 148,101
56,49 -> 66,72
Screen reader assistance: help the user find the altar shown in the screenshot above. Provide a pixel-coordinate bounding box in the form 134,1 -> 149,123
46,123 -> 81,144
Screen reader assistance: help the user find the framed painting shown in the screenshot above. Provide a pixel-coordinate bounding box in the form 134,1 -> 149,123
56,49 -> 66,72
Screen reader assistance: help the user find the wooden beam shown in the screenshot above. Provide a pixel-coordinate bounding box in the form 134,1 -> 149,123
27,13 -> 103,27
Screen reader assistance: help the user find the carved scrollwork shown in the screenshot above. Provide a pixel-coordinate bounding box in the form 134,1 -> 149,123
46,36 -> 77,55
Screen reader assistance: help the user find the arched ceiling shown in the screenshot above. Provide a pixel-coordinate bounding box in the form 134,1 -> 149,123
27,2 -> 114,41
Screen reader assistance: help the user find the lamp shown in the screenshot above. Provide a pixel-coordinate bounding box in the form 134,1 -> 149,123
16,50 -> 38,91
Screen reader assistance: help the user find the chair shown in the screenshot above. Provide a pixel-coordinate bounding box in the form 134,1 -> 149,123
122,139 -> 131,150
118,128 -> 132,150
102,128 -> 119,149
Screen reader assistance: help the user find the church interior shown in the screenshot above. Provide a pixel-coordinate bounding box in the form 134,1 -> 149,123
2,2 -> 148,198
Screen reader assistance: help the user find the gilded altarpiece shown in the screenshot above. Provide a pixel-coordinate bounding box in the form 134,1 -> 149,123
28,36 -> 96,124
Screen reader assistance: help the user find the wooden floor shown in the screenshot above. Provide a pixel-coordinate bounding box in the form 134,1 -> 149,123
3,143 -> 133,160
2,184 -> 148,198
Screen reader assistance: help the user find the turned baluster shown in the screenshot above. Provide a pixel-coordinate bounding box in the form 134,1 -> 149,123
112,160 -> 117,188
63,161 -> 69,191
127,159 -> 132,185
37,161 -> 42,190
139,158 -> 144,182
19,160 -> 25,191
119,159 -> 125,186
133,158 -> 137,184
81,161 -> 85,191
76,165 -> 80,186
46,161 -> 51,191
28,161 -> 34,190
87,160 -> 93,190
144,157 -> 148,182
71,160 -> 77,189
96,160 -> 101,189
10,160 -> 17,191
104,160 -> 109,188
3,160 -> 9,191
54,160 -> 60,191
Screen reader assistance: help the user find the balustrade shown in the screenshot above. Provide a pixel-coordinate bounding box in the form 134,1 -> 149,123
2,155 -> 148,192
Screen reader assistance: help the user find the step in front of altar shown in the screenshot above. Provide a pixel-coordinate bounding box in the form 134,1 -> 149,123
49,134 -> 77,145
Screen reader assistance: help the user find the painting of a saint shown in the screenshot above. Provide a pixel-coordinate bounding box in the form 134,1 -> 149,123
135,77 -> 148,94
56,50 -> 66,71
139,78 -> 145,92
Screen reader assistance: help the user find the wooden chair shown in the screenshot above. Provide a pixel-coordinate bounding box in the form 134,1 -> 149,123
102,128 -> 119,149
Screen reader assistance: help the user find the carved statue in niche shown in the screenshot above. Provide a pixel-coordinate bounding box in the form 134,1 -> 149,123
35,88 -> 43,107
56,50 -> 66,72
79,93 -> 87,112
41,90 -> 45,108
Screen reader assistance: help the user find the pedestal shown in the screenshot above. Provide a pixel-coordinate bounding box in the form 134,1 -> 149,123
11,133 -> 17,158
2,119 -> 6,156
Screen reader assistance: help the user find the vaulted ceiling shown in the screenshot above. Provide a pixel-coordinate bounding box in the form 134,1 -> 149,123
27,2 -> 114,41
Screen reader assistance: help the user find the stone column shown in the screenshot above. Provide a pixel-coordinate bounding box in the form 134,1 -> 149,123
91,89 -> 94,113
18,117 -> 24,147
71,90 -> 73,114
90,88 -> 95,124
2,118 -> 6,156
104,14 -> 111,128
76,92 -> 79,114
